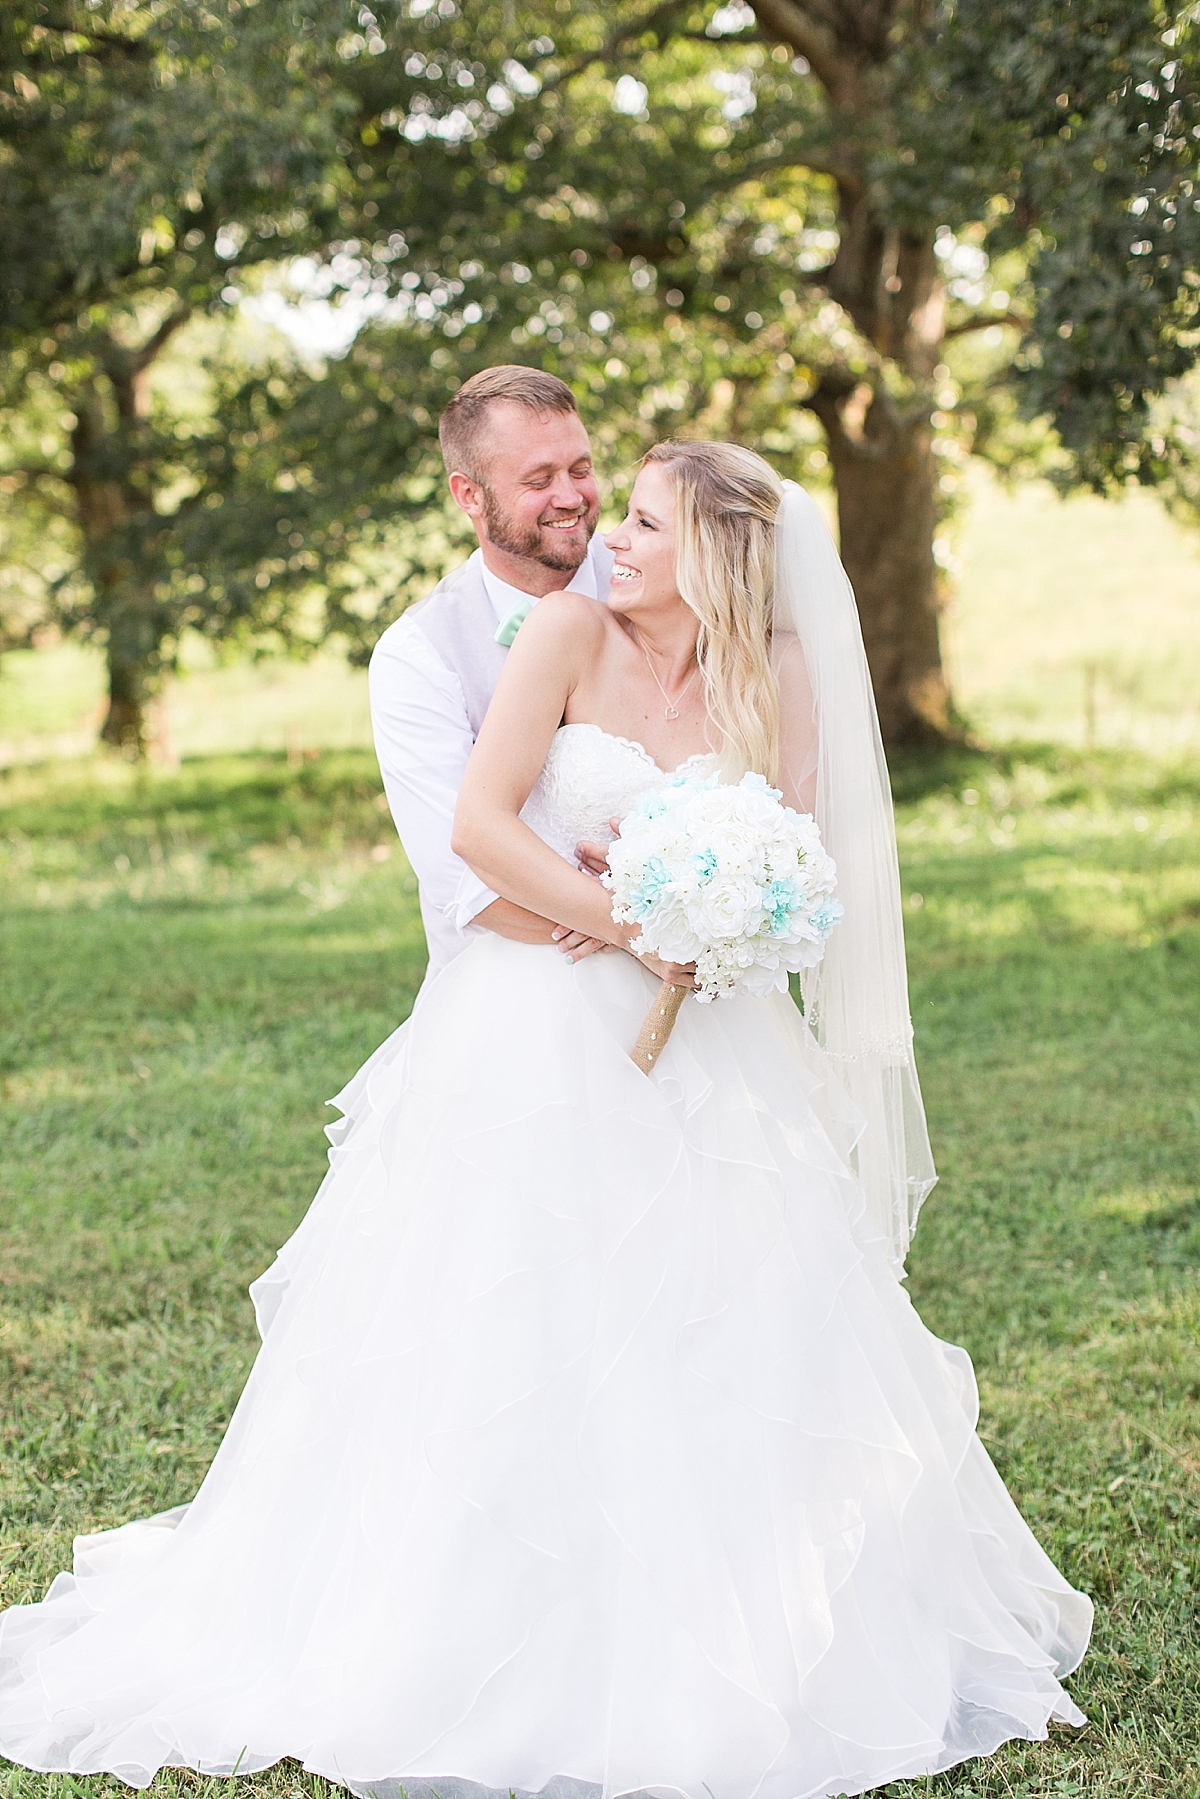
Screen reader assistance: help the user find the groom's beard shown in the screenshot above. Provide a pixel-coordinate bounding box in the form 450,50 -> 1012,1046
481,488 -> 599,572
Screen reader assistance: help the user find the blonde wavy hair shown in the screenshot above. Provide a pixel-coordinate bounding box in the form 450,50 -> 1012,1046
642,440 -> 784,781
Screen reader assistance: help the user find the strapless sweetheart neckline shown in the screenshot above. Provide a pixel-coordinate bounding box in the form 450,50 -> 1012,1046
518,725 -> 720,868
554,721 -> 715,779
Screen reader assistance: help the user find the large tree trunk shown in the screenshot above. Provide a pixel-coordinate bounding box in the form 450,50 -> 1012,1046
100,620 -> 156,756
749,2 -> 956,747
808,227 -> 954,745
816,387 -> 950,744
67,318 -> 188,758
71,387 -> 162,758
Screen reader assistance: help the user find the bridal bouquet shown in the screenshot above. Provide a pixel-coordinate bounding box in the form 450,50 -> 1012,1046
603,770 -> 843,1071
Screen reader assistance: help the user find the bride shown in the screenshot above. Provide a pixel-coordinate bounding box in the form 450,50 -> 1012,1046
0,442 -> 1091,1799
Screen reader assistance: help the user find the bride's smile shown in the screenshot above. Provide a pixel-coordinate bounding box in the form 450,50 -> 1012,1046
603,462 -> 682,620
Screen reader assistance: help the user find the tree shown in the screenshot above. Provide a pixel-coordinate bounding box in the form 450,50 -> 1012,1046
753,0 -> 1199,741
0,5 -> 337,747
328,0 -> 1197,743
0,1 -> 602,752
4,2 -> 1195,752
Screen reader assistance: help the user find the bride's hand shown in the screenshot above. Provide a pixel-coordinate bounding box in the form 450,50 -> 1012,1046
634,949 -> 696,988
575,820 -> 622,879
612,919 -> 695,987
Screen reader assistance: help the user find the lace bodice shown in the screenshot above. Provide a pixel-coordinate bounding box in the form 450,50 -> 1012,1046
520,724 -> 717,861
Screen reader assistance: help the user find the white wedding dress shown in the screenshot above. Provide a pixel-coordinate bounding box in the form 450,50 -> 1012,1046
0,725 -> 1091,1799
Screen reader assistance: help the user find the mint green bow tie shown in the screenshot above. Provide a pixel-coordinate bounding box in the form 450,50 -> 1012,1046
494,597 -> 534,647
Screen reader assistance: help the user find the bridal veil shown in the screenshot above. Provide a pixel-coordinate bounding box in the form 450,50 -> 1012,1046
772,479 -> 937,1270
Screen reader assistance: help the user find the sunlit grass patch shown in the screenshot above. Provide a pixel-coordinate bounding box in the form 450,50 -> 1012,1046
945,469 -> 1200,760
0,749 -> 405,917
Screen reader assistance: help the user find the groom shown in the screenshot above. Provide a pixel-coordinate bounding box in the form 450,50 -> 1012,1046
370,366 -> 615,982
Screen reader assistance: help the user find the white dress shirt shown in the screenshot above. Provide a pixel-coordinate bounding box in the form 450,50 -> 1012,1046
369,537 -> 612,979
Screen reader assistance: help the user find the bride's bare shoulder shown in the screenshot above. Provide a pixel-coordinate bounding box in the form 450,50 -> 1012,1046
515,589 -> 610,648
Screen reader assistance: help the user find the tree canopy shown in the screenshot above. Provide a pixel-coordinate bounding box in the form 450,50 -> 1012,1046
1,0 -> 1196,750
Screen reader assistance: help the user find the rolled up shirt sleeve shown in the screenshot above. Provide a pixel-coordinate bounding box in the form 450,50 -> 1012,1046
368,618 -> 498,962
448,857 -> 497,932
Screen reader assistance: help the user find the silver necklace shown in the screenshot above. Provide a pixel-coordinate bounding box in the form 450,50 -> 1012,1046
631,625 -> 698,721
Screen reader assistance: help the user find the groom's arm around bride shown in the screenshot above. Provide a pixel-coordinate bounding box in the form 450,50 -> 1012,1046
368,367 -> 615,984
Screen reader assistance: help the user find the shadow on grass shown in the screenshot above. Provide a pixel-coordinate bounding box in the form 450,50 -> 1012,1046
0,747 -> 387,841
888,735 -> 1200,809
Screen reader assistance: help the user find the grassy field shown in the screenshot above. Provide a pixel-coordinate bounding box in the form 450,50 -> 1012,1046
943,475 -> 1200,756
0,739 -> 1197,1799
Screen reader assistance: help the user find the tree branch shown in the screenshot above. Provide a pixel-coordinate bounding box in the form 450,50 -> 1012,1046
803,365 -> 911,462
127,304 -> 192,376
675,29 -> 770,45
94,307 -> 190,424
537,0 -> 695,93
598,134 -> 858,265
24,20 -> 151,56
740,145 -> 863,199
607,139 -> 860,239
749,0 -> 846,101
943,311 -> 1030,339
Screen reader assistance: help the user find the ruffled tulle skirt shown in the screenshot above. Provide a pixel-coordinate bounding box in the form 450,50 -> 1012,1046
0,938 -> 1091,1798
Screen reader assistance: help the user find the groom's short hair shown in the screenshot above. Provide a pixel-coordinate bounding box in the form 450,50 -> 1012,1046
439,366 -> 579,483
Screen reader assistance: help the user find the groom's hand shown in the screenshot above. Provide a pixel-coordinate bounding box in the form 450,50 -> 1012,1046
550,926 -> 613,961
575,820 -> 621,879
475,899 -> 610,959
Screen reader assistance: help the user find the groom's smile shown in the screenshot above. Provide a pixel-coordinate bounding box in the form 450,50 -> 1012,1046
448,399 -> 601,592
535,503 -> 594,547
481,488 -> 597,572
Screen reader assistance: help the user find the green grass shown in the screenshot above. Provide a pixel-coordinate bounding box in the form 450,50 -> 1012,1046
0,645 -> 374,768
1,743 -> 1199,1799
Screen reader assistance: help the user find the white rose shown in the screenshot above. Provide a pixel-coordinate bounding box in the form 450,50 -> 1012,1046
739,961 -> 788,998
705,828 -> 770,881
685,788 -> 745,829
688,876 -> 764,942
642,902 -> 704,965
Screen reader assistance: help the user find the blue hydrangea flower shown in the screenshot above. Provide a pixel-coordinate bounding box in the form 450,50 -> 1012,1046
630,855 -> 675,918
762,877 -> 801,934
810,899 -> 845,937
740,771 -> 783,802
691,847 -> 720,885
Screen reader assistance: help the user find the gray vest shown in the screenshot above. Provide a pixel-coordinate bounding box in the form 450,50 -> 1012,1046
408,556 -> 509,738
